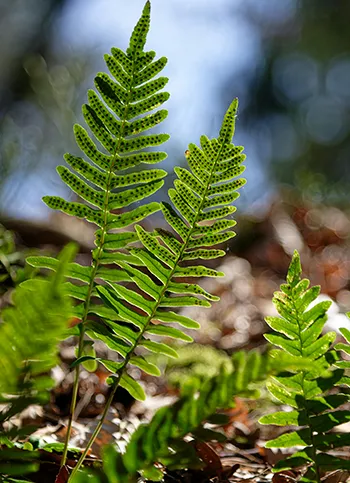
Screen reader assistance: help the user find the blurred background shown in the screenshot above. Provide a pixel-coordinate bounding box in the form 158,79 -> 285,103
1,0 -> 350,221
2,0 -> 350,308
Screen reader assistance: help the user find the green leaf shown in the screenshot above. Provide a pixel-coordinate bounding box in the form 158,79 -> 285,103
27,257 -> 91,283
43,196 -> 104,226
161,202 -> 189,241
218,98 -> 238,144
266,381 -> 298,408
96,286 -> 148,328
174,266 -> 224,278
140,339 -> 179,358
129,356 -> 161,376
266,429 -> 311,448
119,373 -> 146,401
273,451 -> 313,471
129,248 -> 171,284
159,295 -> 210,308
116,262 -> 160,300
167,281 -> 219,301
183,249 -> 226,261
153,311 -> 200,329
310,410 -> 350,432
146,324 -> 193,342
70,355 -> 98,369
259,410 -> 307,427
339,327 -> 350,343
303,332 -> 336,359
136,225 -> 176,268
107,283 -> 155,316
86,322 -> 131,358
99,359 -> 123,374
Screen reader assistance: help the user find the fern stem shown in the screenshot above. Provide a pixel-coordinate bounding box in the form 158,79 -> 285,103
60,203 -> 113,467
69,144 -> 229,476
60,328 -> 84,467
303,381 -> 321,483
69,374 -> 120,479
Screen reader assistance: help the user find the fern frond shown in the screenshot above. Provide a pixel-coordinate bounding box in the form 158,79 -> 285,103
68,95 -> 246,480
90,98 -> 246,398
26,3 -> 171,471
0,244 -> 75,479
260,251 -> 349,482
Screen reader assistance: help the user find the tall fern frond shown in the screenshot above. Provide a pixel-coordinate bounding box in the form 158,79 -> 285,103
0,244 -> 75,479
260,251 -> 350,482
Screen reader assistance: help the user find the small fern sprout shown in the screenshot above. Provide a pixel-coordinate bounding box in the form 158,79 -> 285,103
259,251 -> 350,482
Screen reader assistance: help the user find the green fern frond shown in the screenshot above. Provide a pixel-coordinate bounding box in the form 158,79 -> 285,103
0,244 -> 75,479
26,1 -> 170,393
25,3 -> 171,472
0,244 -> 75,397
68,96 -> 246,480
92,98 -> 246,396
260,251 -> 350,482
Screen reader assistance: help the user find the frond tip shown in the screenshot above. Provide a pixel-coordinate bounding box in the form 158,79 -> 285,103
219,97 -> 238,144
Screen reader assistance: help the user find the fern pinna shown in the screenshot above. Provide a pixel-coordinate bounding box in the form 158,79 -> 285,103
27,2 -> 246,477
260,251 -> 350,482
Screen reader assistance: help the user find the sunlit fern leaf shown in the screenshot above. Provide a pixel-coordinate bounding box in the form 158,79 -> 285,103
30,1 -> 169,339
259,250 -> 350,481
